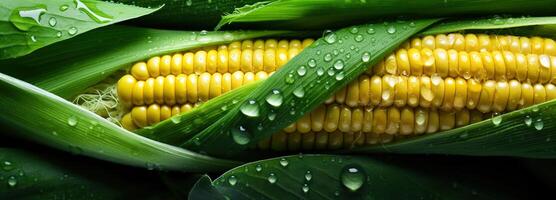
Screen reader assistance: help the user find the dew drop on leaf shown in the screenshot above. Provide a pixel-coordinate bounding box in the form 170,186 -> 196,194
231,125 -> 251,145
228,175 -> 237,186
255,164 -> 262,172
387,26 -> 397,34
56,31 -> 62,38
279,158 -> 289,167
341,166 -> 365,192
268,113 -> 277,121
524,115 -> 532,126
366,27 -> 375,35
491,113 -> 502,126
266,89 -> 283,108
307,59 -> 317,68
293,87 -> 305,98
297,66 -> 307,76
67,116 -> 78,127
302,184 -> 309,193
323,30 -> 336,44
316,68 -> 325,76
335,72 -> 345,81
48,17 -> 57,27
267,173 -> 277,184
60,5 -> 69,11
7,176 -> 17,187
324,53 -> 333,62
305,171 -> 312,181
534,118 -> 544,130
361,52 -> 371,63
74,0 -> 113,23
350,27 -> 359,34
240,100 -> 259,117
285,73 -> 295,84
68,27 -> 78,35
334,60 -> 344,70
354,34 -> 364,42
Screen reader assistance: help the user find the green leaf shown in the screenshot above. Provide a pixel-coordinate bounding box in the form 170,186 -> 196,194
421,16 -> 556,35
0,72 -> 240,172
216,0 -> 556,30
0,0 -> 158,59
188,175 -> 227,200
189,155 -> 532,199
185,19 -> 439,157
106,0 -> 269,29
0,147 -> 199,199
0,25 -> 290,99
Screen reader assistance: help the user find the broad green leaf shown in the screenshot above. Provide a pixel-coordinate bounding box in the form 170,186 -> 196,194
0,25 -> 289,99
0,72 -> 240,172
0,147 -> 199,199
185,19 -> 439,157
189,155 -> 532,199
216,0 -> 556,30
0,0 -> 158,59
188,175 -> 227,200
421,16 -> 556,35
106,0 -> 269,29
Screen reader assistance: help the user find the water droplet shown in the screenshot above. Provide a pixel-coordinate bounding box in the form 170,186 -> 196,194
56,31 -> 62,38
52,131 -> 58,136
231,125 -> 251,145
354,34 -> 364,42
366,27 -> 375,34
334,191 -> 340,196
305,171 -> 312,181
2,161 -> 14,171
316,68 -> 325,76
75,0 -> 113,23
186,0 -> 193,6
48,17 -> 57,27
361,52 -> 371,63
302,184 -> 309,193
534,118 -> 544,130
459,132 -> 469,139
409,22 -> 416,27
68,27 -> 78,35
308,59 -> 317,68
67,116 -> 78,127
268,113 -> 277,121
240,100 -> 259,117
387,26 -> 397,34
297,66 -> 307,76
60,5 -> 69,11
228,175 -> 237,186
334,60 -> 344,70
327,68 -> 335,76
170,116 -> 181,124
10,7 -> 47,31
293,87 -> 305,98
532,106 -> 540,112
279,158 -> 289,167
492,113 -> 502,126
267,173 -> 277,184
324,53 -> 333,62
221,105 -> 228,111
524,115 -> 533,126
323,30 -> 337,44
341,166 -> 365,192
256,164 -> 263,172
7,176 -> 16,187
335,72 -> 345,81
490,15 -> 504,25
285,73 -> 295,84
30,35 -> 37,42
266,89 -> 283,108
350,27 -> 359,34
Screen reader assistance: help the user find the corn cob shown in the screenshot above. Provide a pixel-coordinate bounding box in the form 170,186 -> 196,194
116,34 -> 556,149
